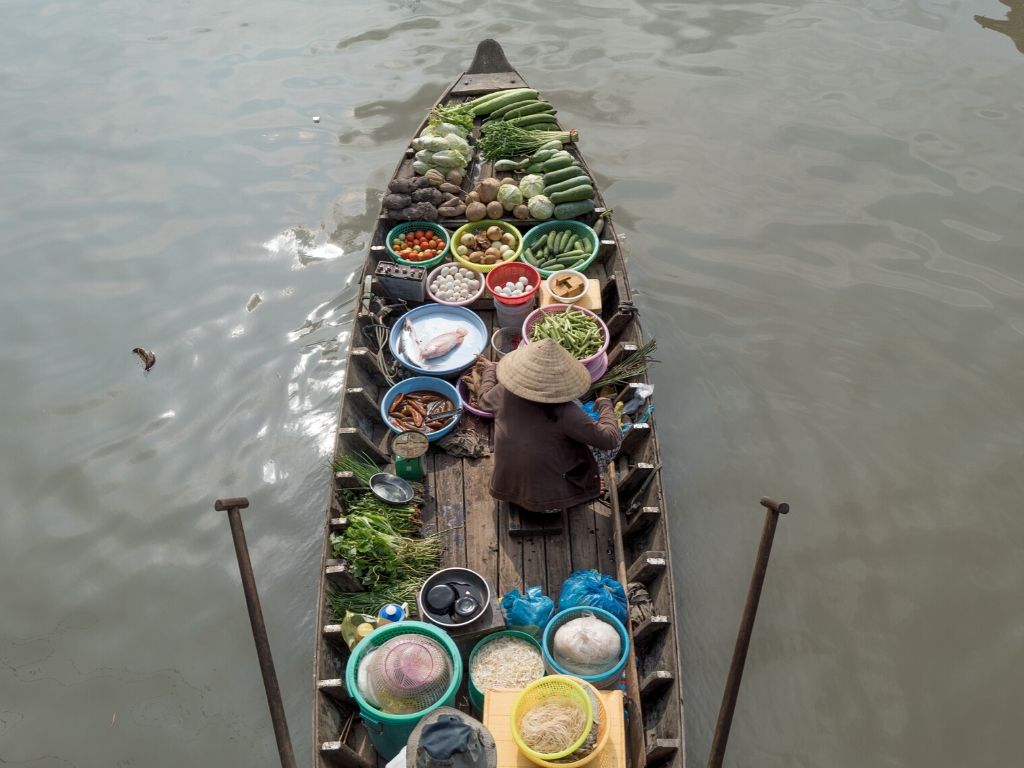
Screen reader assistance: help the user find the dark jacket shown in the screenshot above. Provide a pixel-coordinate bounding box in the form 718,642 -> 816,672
478,365 -> 620,512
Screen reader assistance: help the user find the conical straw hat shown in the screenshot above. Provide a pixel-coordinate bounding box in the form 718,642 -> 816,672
496,338 -> 591,404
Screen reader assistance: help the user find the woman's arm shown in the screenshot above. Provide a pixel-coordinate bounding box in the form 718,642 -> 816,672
561,397 -> 620,449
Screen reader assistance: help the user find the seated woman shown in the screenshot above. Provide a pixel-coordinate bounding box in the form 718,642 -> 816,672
478,338 -> 620,513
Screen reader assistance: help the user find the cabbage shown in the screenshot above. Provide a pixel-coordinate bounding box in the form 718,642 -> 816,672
498,183 -> 523,211
519,174 -> 544,200
527,194 -> 554,220
444,134 -> 471,157
423,136 -> 452,152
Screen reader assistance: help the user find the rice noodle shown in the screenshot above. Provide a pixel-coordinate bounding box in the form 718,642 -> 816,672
519,699 -> 587,755
470,636 -> 544,691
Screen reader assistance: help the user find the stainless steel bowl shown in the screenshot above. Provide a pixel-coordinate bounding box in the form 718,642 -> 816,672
417,567 -> 492,629
368,472 -> 415,505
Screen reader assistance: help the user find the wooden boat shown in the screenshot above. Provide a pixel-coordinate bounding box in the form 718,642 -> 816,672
313,40 -> 684,768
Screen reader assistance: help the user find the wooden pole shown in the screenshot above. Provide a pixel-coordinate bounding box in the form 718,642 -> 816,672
707,496 -> 789,768
215,497 -> 299,768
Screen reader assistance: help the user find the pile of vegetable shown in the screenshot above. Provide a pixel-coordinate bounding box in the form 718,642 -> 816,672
391,228 -> 447,262
488,144 -> 596,221
455,224 -> 519,266
383,171 -> 467,221
411,114 -> 472,179
529,307 -> 604,360
328,455 -> 441,617
523,226 -> 594,272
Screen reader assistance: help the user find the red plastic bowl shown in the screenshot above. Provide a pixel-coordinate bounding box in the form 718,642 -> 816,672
486,261 -> 541,307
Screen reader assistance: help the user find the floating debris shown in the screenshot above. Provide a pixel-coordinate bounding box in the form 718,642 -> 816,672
132,347 -> 156,371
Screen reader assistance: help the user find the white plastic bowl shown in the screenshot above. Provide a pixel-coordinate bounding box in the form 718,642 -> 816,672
545,269 -> 588,304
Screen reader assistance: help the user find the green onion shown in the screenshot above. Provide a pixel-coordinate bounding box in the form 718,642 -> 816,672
479,123 -> 579,160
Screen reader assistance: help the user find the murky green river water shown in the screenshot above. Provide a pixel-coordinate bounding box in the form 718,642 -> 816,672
3,2 -> 1023,766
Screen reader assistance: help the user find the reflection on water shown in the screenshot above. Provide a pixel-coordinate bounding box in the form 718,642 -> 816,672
2,1 -> 1024,767
976,1 -> 1024,54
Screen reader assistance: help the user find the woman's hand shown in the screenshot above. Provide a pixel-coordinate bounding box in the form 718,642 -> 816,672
597,385 -> 616,401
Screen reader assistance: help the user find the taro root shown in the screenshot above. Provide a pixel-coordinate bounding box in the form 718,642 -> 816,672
485,200 -> 504,219
383,193 -> 412,210
513,204 -> 530,220
412,187 -> 445,206
388,178 -> 416,194
411,175 -> 435,190
398,202 -> 439,221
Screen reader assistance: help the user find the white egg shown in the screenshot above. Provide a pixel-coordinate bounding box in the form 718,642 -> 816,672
518,276 -> 528,285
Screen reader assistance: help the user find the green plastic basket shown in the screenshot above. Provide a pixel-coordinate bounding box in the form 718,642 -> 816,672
344,620 -> 463,760
521,220 -> 599,278
467,630 -> 544,715
385,221 -> 451,269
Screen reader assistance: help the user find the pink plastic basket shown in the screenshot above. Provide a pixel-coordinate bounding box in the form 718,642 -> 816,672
522,305 -> 609,366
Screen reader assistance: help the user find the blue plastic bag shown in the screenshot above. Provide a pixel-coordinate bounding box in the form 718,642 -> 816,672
500,586 -> 554,637
558,569 -> 629,626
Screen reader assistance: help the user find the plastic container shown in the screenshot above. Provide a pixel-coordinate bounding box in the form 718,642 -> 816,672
522,305 -> 610,367
541,607 -> 630,690
545,269 -> 588,304
457,377 -> 493,419
510,676 -> 594,763
425,262 -> 486,307
491,326 -> 524,359
467,630 -> 544,716
450,220 -> 523,273
345,621 -> 463,761
486,261 -> 542,306
389,304 -> 489,377
385,221 -> 451,269
521,220 -> 600,277
516,677 -> 610,768
380,376 -> 462,442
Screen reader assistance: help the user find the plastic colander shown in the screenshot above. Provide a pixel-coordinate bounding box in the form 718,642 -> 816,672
510,676 -> 594,763
363,633 -> 453,714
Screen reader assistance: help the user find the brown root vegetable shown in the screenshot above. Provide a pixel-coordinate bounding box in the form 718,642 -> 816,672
446,169 -> 465,186
486,200 -> 504,219
466,201 -> 487,221
424,168 -> 446,187
485,226 -> 503,241
513,204 -> 530,220
477,178 -> 500,204
388,178 -> 416,194
500,177 -> 516,187
439,183 -> 463,196
411,175 -> 435,190
438,204 -> 466,218
468,251 -> 484,263
466,191 -> 481,204
412,187 -> 445,205
383,193 -> 411,210
398,202 -> 439,221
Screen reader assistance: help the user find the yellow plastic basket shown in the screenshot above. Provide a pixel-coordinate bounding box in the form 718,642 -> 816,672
510,676 -> 594,764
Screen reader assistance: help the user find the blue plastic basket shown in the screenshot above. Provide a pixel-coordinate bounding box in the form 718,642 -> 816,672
541,606 -> 630,690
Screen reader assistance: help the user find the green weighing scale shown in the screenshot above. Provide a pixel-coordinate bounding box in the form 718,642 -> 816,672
391,430 -> 429,481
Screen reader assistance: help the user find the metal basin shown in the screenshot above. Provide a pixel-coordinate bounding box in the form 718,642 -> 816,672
369,472 -> 415,505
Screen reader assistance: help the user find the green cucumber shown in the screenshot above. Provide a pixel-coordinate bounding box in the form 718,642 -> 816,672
468,89 -> 539,116
502,101 -> 556,120
543,263 -> 566,271
528,149 -> 559,165
542,174 -> 590,197
534,232 -> 549,250
505,113 -> 559,129
522,248 -> 539,266
554,200 -> 596,219
554,249 -> 587,263
525,122 -> 560,132
542,165 -> 586,185
462,88 -> 534,109
558,230 -> 572,252
539,154 -> 576,173
533,140 -> 563,155
488,98 -> 544,120
493,158 -> 526,172
550,185 -> 594,205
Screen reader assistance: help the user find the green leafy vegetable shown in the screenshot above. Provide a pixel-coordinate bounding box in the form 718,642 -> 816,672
430,103 -> 474,133
478,123 -> 578,161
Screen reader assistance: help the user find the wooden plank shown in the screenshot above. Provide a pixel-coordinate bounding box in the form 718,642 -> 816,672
337,426 -> 389,464
509,505 -> 564,538
522,534 -> 547,594
592,500 -> 616,575
627,551 -> 666,585
496,501 -> 523,596
324,561 -> 364,593
566,502 -> 598,572
319,741 -> 373,768
450,71 -> 528,96
639,670 -> 674,701
431,451 -> 466,569
606,341 -> 638,369
634,615 -> 671,647
316,679 -> 351,706
617,462 -> 657,505
645,736 -> 680,766
544,513 -> 573,594
624,506 -> 661,540
619,422 -> 652,459
463,456 -> 499,603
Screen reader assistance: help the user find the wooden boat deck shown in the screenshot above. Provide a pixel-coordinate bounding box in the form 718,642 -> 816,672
313,40 -> 684,768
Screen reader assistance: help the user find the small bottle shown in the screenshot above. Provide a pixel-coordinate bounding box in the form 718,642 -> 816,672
378,603 -> 407,624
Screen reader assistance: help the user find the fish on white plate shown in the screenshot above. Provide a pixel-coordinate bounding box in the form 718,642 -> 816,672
400,318 -> 469,364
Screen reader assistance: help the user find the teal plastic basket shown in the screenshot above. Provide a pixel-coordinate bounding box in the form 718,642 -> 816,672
385,221 -> 451,269
467,630 -> 544,715
521,220 -> 599,277
345,621 -> 463,760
